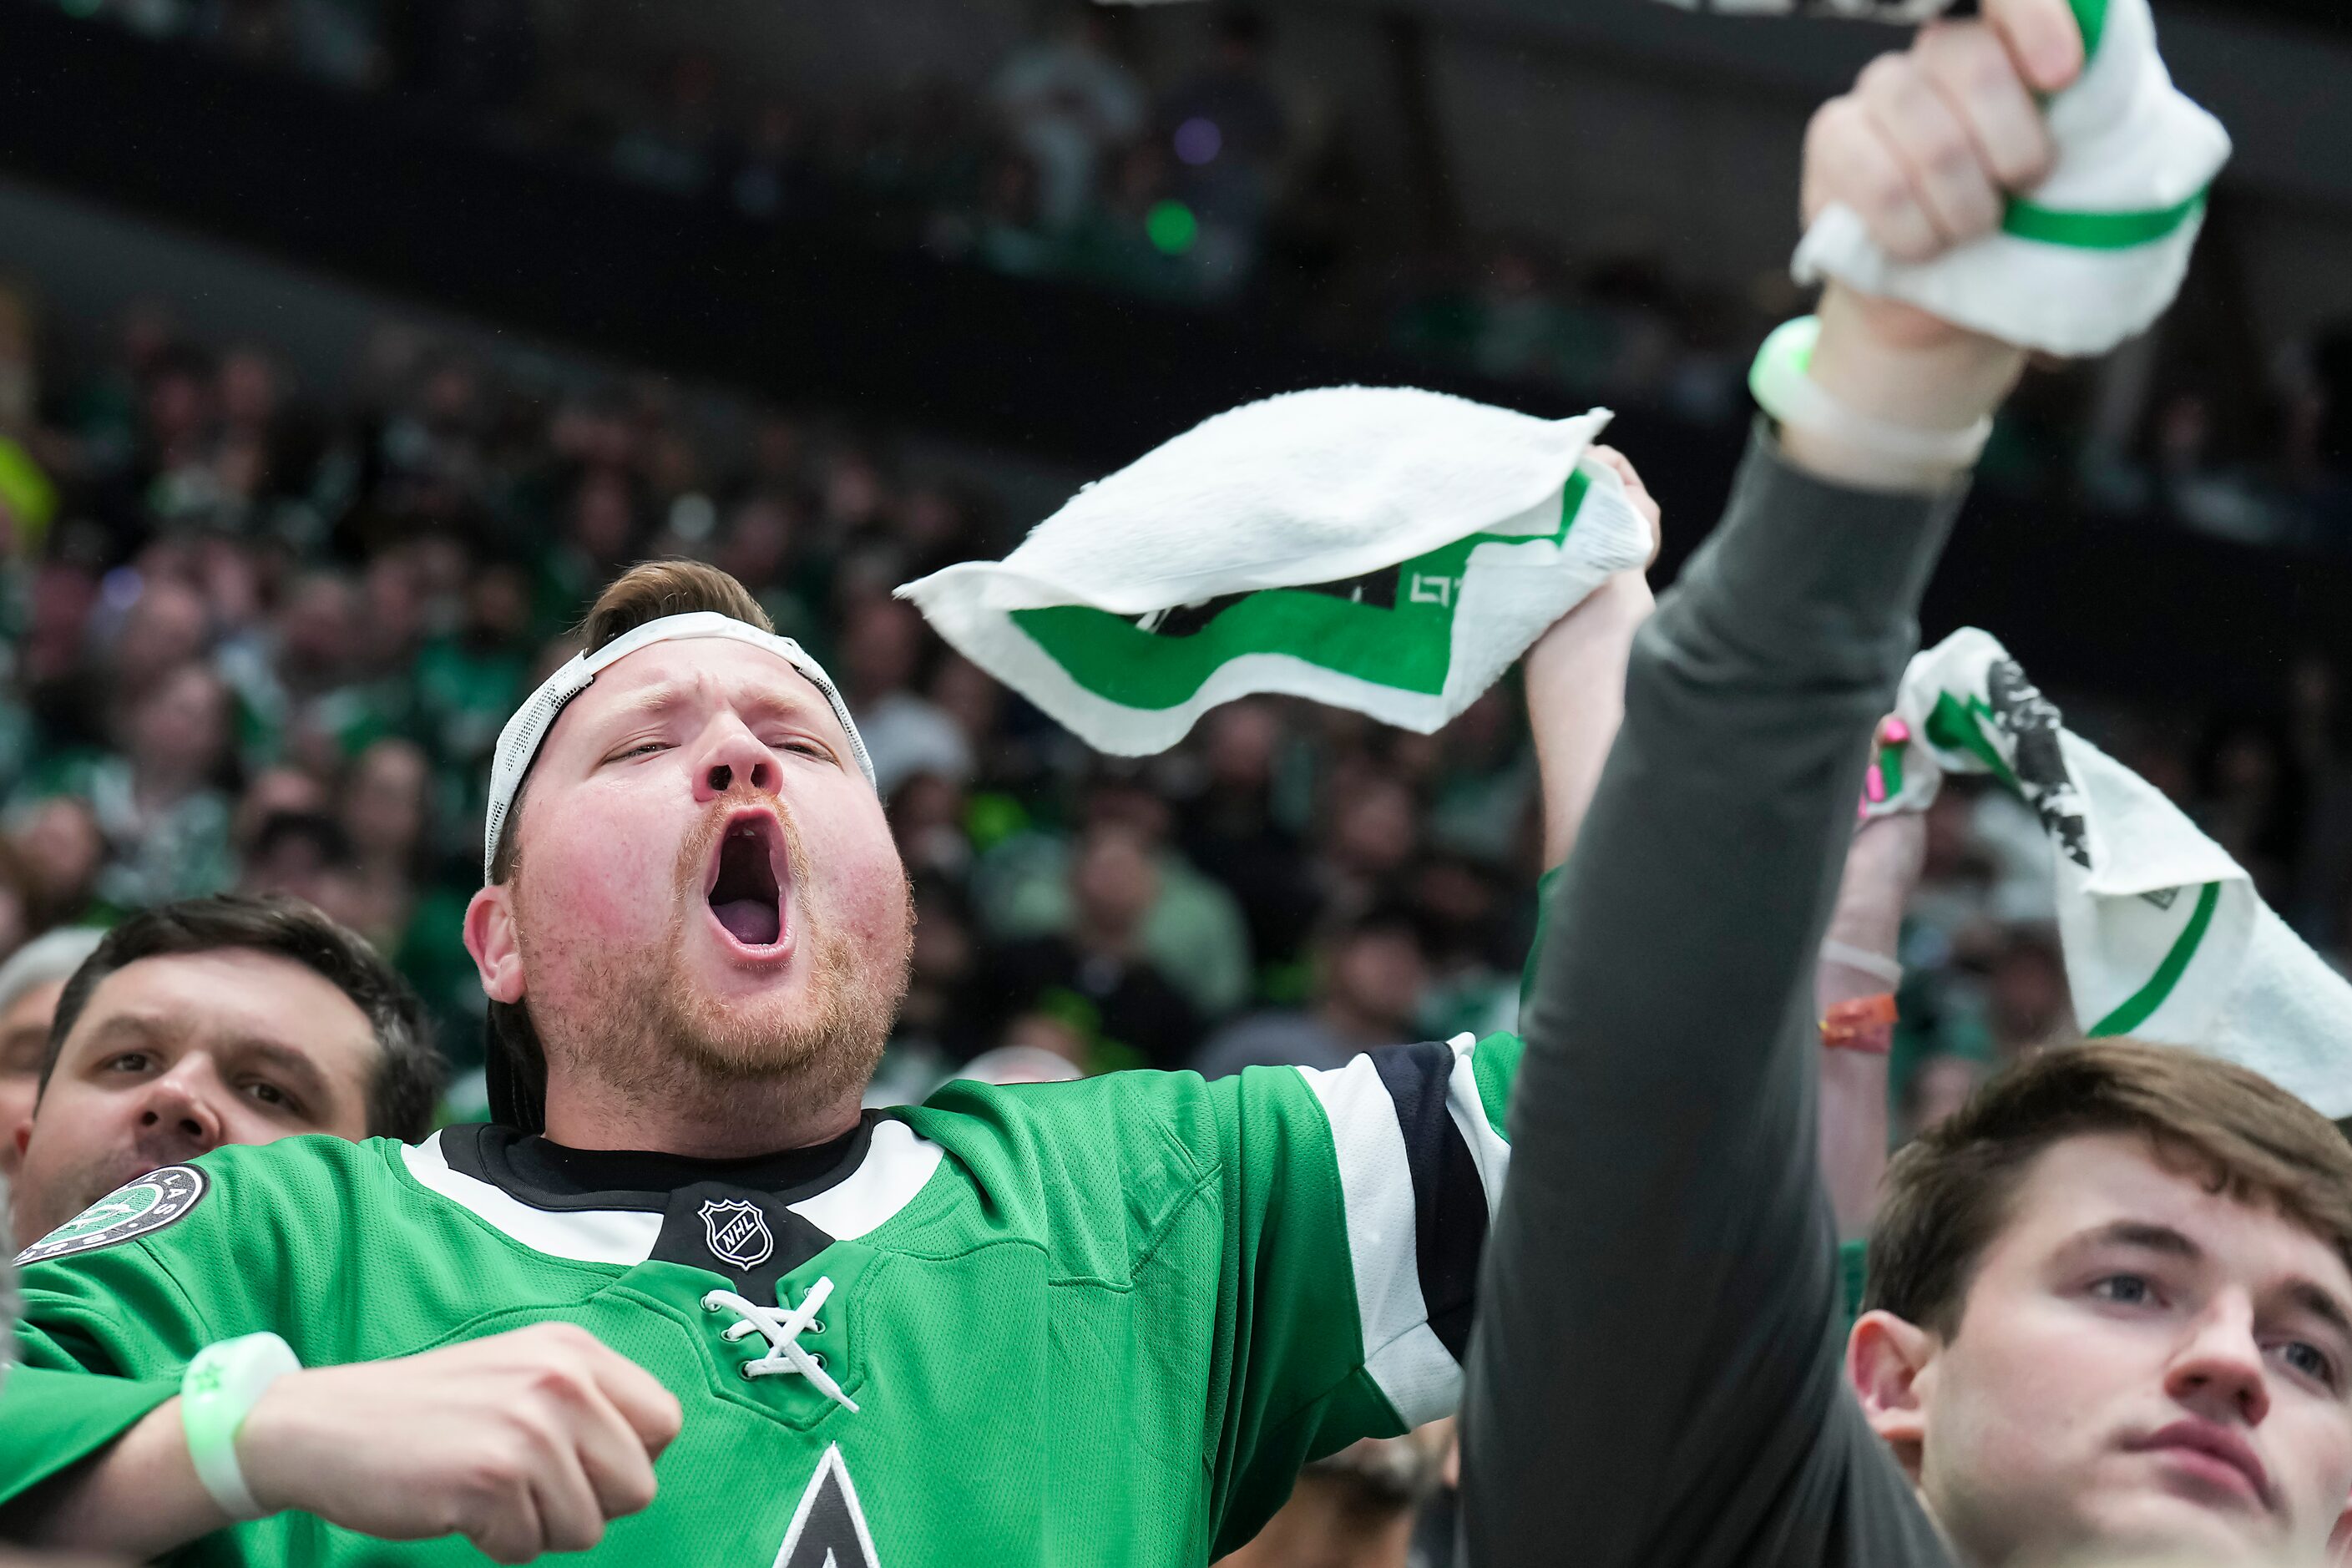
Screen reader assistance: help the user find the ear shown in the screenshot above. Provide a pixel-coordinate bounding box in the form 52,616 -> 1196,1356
1848,1308 -> 1939,1481
464,885 -> 527,1005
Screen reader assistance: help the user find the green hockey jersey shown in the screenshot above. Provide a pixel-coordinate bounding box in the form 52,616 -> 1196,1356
2,1033 -> 1519,1565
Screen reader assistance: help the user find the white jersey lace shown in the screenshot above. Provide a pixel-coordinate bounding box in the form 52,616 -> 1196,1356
701,1277 -> 860,1414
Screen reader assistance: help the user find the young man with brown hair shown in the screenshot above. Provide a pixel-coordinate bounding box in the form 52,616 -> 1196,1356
1851,1044 -> 2352,1564
1459,1 -> 2352,1564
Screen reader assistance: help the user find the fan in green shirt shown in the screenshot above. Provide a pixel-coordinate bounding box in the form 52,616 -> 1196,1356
3,518 -> 1659,1563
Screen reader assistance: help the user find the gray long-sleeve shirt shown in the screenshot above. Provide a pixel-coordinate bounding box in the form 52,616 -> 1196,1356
1461,427 -> 1967,1567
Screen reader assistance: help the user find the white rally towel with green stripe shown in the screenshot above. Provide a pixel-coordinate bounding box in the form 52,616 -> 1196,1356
898,388 -> 1653,756
1868,628 -> 2352,1117
1793,0 -> 2229,358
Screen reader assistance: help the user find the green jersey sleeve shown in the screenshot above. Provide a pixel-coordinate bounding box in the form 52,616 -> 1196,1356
1207,1033 -> 1518,1552
0,1136 -> 407,1510
919,1028 -> 1520,1560
1,1161 -> 227,1502
0,1364 -> 181,1501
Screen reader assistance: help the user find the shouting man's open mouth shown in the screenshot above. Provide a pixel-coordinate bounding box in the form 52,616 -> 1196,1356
705,809 -> 790,953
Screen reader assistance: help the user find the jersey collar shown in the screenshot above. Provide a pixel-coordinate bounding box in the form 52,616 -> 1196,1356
400,1115 -> 945,1269
443,1116 -> 874,1213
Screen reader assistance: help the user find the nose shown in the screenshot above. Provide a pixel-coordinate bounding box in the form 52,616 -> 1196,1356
690,713 -> 779,803
134,1062 -> 226,1161
2165,1299 -> 2272,1429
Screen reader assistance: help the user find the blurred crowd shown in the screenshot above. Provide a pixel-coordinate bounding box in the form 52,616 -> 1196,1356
3,271 -> 2352,1154
37,0 -> 2352,554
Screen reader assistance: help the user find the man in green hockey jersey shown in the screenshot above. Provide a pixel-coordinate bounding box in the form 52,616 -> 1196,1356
0,473 -> 1659,1563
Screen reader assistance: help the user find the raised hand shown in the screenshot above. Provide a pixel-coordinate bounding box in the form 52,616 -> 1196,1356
1791,0 -> 2088,480
1585,444 -> 1662,568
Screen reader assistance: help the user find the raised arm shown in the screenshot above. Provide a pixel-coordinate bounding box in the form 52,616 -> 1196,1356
1525,448 -> 1659,873
1460,4 -> 2078,1563
1817,807 -> 1928,1240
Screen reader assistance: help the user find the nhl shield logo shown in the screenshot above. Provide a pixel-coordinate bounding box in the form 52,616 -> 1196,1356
699,1197 -> 775,1269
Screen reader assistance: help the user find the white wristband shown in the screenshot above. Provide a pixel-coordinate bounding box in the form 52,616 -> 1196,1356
1750,316 -> 1992,473
1819,938 -> 1904,987
182,1332 -> 301,1521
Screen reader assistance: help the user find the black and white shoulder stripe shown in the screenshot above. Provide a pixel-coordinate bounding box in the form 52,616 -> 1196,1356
1298,1033 -> 1512,1428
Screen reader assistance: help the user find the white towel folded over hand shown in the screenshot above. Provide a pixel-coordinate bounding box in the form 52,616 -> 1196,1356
1795,0 -> 2230,357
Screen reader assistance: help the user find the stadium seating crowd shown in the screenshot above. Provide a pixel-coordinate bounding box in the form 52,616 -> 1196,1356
0,272 -> 2344,1146
33,0 -> 2352,556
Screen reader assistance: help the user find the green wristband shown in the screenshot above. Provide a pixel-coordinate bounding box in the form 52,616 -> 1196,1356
1748,315 -> 1992,473
182,1332 -> 301,1521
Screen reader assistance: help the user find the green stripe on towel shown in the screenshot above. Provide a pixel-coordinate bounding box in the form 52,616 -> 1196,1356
2002,191 -> 2206,251
2088,880 -> 2223,1038
1011,468 -> 1591,711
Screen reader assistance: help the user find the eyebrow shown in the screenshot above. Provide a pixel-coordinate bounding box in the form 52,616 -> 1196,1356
2078,1221 -> 2203,1261
225,1037 -> 340,1113
2284,1280 -> 2352,1344
599,680 -> 823,734
75,1012 -> 178,1060
0,1022 -> 50,1073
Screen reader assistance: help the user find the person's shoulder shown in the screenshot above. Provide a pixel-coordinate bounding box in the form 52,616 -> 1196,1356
895,1071 -> 1242,1249
906,1069 -> 1222,1167
195,1129 -> 414,1197
904,1060 -> 1362,1199
14,1133 -> 402,1278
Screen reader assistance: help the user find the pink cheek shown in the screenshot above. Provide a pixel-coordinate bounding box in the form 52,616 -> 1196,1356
529,809 -> 677,939
827,832 -> 908,935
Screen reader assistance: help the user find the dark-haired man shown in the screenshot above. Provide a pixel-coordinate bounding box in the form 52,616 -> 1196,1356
8,893 -> 443,1247
1460,3 -> 2352,1565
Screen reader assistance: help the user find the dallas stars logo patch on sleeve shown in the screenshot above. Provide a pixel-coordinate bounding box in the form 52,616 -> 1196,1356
772,1444 -> 881,1568
15,1165 -> 209,1264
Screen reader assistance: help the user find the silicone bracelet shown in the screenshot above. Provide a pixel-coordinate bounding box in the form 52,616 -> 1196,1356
1749,316 -> 1993,473
182,1331 -> 301,1521
1819,939 -> 1904,987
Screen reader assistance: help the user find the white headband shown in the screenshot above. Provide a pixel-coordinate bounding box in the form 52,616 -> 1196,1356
482,612 -> 875,883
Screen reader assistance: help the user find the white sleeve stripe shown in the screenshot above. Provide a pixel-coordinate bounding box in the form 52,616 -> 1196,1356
1367,1323 -> 1464,1429
1297,1037 -> 1516,1424
1445,1036 -> 1513,1223
1300,1055 -> 1436,1417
